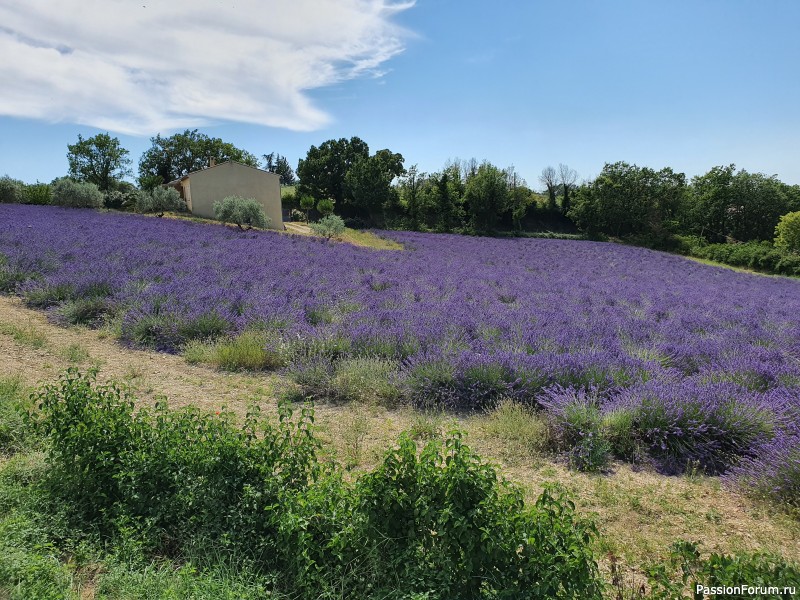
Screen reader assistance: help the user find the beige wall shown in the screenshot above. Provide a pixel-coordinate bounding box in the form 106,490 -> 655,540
185,162 -> 283,230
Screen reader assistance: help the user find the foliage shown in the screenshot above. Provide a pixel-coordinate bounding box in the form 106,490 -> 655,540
102,180 -> 147,211
344,150 -> 404,223
29,369 -> 603,598
136,185 -> 184,217
464,161 -> 508,231
296,136 -> 370,206
646,541 -> 800,599
299,194 -> 315,222
262,151 -> 296,185
213,195 -> 269,229
690,240 -> 800,275
138,129 -> 259,189
315,197 -> 334,217
0,376 -> 35,456
22,182 -> 52,205
50,177 -> 104,208
569,161 -> 686,239
687,165 -> 791,243
309,214 -> 346,239
0,175 -> 25,204
66,133 -> 132,191
774,211 -> 800,253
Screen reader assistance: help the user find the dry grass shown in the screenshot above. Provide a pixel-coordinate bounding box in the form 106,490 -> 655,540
1,295 -> 798,573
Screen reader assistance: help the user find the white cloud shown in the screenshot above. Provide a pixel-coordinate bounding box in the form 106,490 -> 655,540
0,0 -> 413,134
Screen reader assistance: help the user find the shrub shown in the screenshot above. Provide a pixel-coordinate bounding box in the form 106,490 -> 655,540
354,434 -> 603,598
31,370 -> 604,598
775,211 -> 800,254
104,182 -> 147,211
211,330 -> 286,371
329,356 -> 402,405
481,398 -> 550,459
51,178 -> 104,208
309,214 -> 346,239
646,541 -> 800,599
137,186 -> 184,217
22,182 -> 52,205
0,376 -> 35,456
213,196 -> 269,229
0,175 -> 25,204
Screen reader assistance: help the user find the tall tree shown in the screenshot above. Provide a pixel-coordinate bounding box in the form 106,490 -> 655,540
344,150 -> 404,223
688,165 -> 790,242
464,162 -> 508,232
539,166 -> 558,212
569,162 -> 686,238
67,133 -> 132,191
296,137 -> 370,206
399,165 -> 423,230
506,167 -> 532,231
137,130 -> 259,189
557,164 -> 578,215
263,152 -> 296,186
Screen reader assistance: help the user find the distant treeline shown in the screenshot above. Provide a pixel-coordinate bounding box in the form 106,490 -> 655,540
3,131 -> 800,274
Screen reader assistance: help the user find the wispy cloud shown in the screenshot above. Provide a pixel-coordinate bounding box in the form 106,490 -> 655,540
0,0 -> 414,134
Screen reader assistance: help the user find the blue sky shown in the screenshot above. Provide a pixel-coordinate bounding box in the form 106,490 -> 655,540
2,0 -> 799,188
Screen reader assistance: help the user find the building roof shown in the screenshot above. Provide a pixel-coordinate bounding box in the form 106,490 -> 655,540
166,160 -> 277,186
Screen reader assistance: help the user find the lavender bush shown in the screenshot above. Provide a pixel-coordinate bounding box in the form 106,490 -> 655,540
1,205 -> 799,493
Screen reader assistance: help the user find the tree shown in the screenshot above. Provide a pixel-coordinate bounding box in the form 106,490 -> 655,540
0,176 -> 25,204
138,130 -> 259,189
296,137 -> 370,206
67,133 -> 132,191
539,167 -> 559,212
569,162 -> 686,238
399,165 -> 423,230
344,151 -> 405,224
687,166 -> 791,242
263,152 -> 296,186
299,195 -> 315,222
213,196 -> 269,230
506,167 -> 533,231
775,211 -> 800,253
464,162 -> 508,232
316,198 -> 335,217
557,164 -> 578,215
137,186 -> 184,217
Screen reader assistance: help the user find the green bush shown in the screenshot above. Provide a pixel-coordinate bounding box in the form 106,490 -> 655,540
0,175 -> 25,204
31,369 -> 604,598
22,183 -> 52,205
103,182 -> 147,211
775,211 -> 800,254
136,186 -> 184,217
0,377 -> 35,456
51,178 -> 104,208
310,214 -> 346,239
646,541 -> 800,599
213,196 -> 269,229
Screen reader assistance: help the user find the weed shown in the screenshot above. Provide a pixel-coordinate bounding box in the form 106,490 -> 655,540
0,321 -> 47,349
60,343 -> 89,364
481,398 -> 550,462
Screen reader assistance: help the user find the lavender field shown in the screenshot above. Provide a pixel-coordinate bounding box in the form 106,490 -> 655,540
1,204 -> 798,501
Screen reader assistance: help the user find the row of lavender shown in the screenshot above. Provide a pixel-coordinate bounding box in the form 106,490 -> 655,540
1,205 -> 798,501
